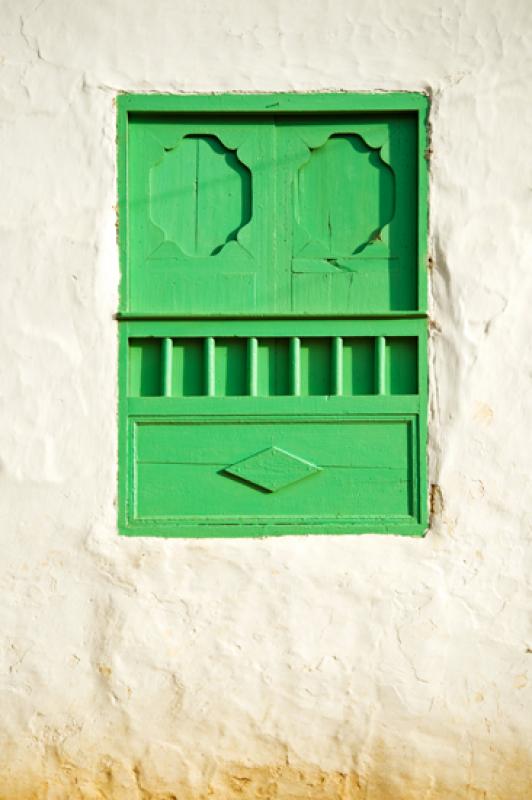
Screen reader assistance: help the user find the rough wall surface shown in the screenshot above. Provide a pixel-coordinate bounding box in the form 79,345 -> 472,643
1,0 -> 532,797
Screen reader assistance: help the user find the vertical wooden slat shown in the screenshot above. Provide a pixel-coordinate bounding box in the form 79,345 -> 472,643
290,337 -> 301,396
331,336 -> 343,395
376,336 -> 386,395
248,337 -> 258,396
162,337 -> 173,397
205,337 -> 215,396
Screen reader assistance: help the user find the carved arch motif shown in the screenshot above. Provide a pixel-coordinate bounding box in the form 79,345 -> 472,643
295,133 -> 395,256
149,134 -> 252,258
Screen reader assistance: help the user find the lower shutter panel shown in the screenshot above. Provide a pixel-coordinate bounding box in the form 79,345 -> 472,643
119,319 -> 427,537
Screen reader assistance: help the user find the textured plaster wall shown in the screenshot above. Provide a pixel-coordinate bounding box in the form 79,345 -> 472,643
1,0 -> 532,797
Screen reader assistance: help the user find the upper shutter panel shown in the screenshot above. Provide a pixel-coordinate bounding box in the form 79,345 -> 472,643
124,112 -> 420,316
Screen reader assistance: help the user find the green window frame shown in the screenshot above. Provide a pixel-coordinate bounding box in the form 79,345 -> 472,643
117,92 -> 429,537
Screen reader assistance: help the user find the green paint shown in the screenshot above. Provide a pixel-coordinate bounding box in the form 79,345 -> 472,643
128,338 -> 161,397
122,107 -> 421,316
171,338 -> 204,397
343,338 -> 376,396
224,447 -> 321,494
117,93 -> 429,537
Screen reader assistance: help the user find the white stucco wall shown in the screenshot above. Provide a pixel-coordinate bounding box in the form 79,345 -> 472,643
1,1 -> 532,797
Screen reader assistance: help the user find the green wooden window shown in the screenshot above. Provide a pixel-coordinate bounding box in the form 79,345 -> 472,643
117,93 -> 429,537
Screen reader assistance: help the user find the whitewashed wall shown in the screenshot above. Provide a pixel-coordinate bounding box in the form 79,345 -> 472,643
1,1 -> 531,797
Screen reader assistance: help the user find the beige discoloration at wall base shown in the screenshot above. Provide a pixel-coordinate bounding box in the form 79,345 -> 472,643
1,0 -> 532,797
1,749 -> 532,799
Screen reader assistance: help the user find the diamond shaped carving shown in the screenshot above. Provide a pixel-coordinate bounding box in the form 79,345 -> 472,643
223,447 -> 321,493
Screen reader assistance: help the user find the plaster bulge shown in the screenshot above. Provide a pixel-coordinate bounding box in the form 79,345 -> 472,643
1,0 -> 532,798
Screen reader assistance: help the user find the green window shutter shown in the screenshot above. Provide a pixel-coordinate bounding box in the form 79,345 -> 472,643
117,93 -> 428,537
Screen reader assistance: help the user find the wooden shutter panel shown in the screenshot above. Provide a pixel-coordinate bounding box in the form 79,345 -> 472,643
118,94 -> 428,537
126,117 -> 275,314
278,115 -> 418,314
